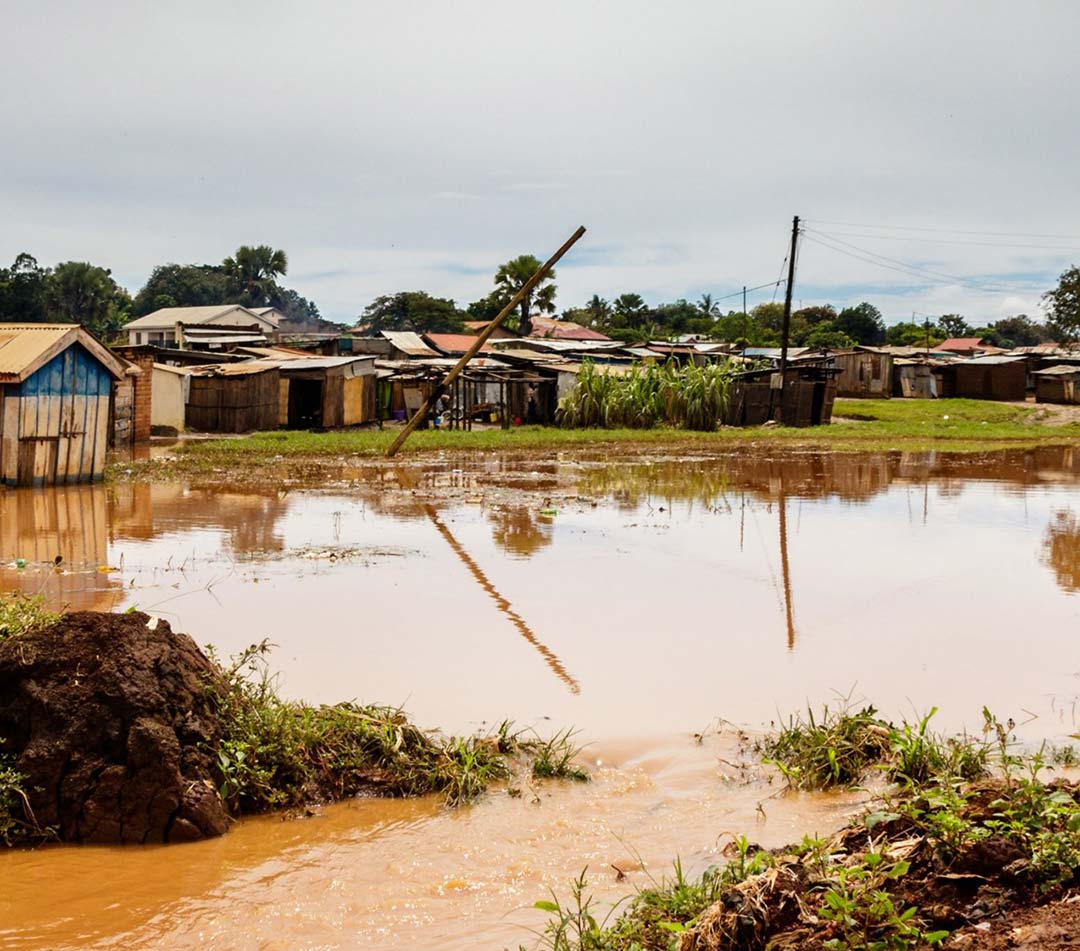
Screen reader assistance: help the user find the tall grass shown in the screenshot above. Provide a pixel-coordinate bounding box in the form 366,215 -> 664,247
557,361 -> 738,431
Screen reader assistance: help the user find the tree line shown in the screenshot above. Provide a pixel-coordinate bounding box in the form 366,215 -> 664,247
3,243 -> 1079,348
360,261 -> 1080,349
0,245 -> 324,340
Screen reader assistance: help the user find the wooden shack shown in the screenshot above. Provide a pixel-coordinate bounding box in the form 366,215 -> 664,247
953,355 -> 1027,402
892,360 -> 938,398
833,347 -> 893,398
726,364 -> 838,427
277,356 -> 377,428
1035,365 -> 1080,404
186,363 -> 281,433
0,324 -> 127,486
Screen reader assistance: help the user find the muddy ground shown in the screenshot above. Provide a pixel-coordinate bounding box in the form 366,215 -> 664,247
0,611 -> 230,844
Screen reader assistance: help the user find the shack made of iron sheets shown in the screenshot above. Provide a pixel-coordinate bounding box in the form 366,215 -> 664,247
833,348 -> 893,398
186,363 -> 281,433
726,365 -> 837,427
953,355 -> 1027,402
276,356 -> 377,428
0,324 -> 127,486
1035,365 -> 1080,404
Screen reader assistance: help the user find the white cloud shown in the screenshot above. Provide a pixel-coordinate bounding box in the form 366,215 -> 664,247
1,0 -> 1078,324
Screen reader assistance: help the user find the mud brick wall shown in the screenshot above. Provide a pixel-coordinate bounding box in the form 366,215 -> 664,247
112,380 -> 134,447
130,352 -> 153,442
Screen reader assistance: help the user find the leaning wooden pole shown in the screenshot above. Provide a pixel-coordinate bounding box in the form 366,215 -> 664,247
385,225 -> 587,458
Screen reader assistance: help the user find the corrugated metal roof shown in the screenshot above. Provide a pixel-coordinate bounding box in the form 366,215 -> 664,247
189,361 -> 281,377
1034,364 -> 1080,375
275,355 -> 376,371
528,317 -> 611,341
124,305 -> 262,330
0,324 -> 126,383
959,355 -> 1027,366
938,337 -> 986,350
184,333 -> 268,344
380,331 -> 438,356
423,333 -> 498,355
514,338 -> 623,352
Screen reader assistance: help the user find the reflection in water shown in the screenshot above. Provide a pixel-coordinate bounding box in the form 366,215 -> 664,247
778,489 -> 797,651
488,506 -> 554,558
110,483 -> 290,554
424,504 -> 580,694
0,485 -> 120,612
1044,510 -> 1080,593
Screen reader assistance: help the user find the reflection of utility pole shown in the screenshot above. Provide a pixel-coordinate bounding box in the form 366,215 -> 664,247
778,483 -> 797,651
423,505 -> 580,694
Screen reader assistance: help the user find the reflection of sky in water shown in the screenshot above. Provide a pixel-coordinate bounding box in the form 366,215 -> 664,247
3,450 -> 1079,740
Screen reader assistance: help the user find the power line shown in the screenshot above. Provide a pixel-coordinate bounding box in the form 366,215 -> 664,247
801,229 -> 1080,254
803,219 -> 1080,241
802,230 -> 1045,294
712,278 -> 784,303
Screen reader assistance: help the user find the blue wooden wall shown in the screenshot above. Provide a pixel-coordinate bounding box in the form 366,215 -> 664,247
3,343 -> 115,486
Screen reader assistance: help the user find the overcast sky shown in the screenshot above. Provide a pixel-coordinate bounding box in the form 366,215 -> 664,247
3,1 -> 1079,325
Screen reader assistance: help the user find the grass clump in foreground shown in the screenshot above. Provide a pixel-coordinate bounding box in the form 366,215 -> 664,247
208,642 -> 589,814
0,593 -> 59,642
524,704 -> 1080,951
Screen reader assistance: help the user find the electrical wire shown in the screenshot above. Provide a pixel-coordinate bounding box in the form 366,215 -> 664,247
801,229 -> 1080,253
802,230 -> 1044,294
803,219 -> 1080,241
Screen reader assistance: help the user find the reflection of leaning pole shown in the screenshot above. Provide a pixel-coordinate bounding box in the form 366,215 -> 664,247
385,226 -> 587,458
423,505 -> 581,695
778,484 -> 797,651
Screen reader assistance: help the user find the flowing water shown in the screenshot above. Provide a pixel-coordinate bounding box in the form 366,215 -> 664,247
2,445 -> 1080,948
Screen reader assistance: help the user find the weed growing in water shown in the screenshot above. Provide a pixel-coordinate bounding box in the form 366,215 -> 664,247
524,702 -> 1080,951
207,642 -> 589,815
760,702 -> 991,791
530,728 -> 590,782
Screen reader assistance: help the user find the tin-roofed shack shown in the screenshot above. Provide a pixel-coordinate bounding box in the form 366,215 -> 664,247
186,362 -> 281,433
726,362 -> 838,427
953,355 -> 1027,402
833,347 -> 894,398
0,325 -> 127,485
1035,365 -> 1080,404
276,356 -> 377,428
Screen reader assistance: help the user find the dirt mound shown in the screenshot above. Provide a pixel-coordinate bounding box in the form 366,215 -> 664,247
0,611 -> 229,844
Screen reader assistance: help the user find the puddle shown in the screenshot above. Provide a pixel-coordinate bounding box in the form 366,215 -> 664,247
2,446 -> 1080,948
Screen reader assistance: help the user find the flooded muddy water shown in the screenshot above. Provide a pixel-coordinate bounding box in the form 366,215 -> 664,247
3,446 -> 1080,948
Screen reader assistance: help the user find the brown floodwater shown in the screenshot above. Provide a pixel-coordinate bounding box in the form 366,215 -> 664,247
2,445 -> 1080,948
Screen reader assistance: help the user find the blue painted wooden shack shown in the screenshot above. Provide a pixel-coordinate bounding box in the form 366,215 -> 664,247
0,325 -> 127,486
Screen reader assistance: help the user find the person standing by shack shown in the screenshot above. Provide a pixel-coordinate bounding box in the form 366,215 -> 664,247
526,383 -> 539,424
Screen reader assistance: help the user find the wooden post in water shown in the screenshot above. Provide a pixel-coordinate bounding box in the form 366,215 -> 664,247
385,226 -> 587,458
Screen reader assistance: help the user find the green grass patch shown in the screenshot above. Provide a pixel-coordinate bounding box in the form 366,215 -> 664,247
0,594 -> 60,642
759,702 -> 990,790
524,705 -> 1080,951
110,399 -> 1080,484
208,642 -> 588,814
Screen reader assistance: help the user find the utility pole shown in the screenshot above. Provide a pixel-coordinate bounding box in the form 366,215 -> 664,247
742,285 -> 748,342
777,215 -> 799,419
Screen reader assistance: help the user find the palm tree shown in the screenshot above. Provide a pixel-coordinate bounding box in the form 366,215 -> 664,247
613,292 -> 649,329
585,294 -> 611,327
697,293 -> 720,320
494,254 -> 556,336
222,245 -> 288,306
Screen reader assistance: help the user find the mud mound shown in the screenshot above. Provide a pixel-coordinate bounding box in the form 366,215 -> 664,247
0,611 -> 229,844
948,897 -> 1080,948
